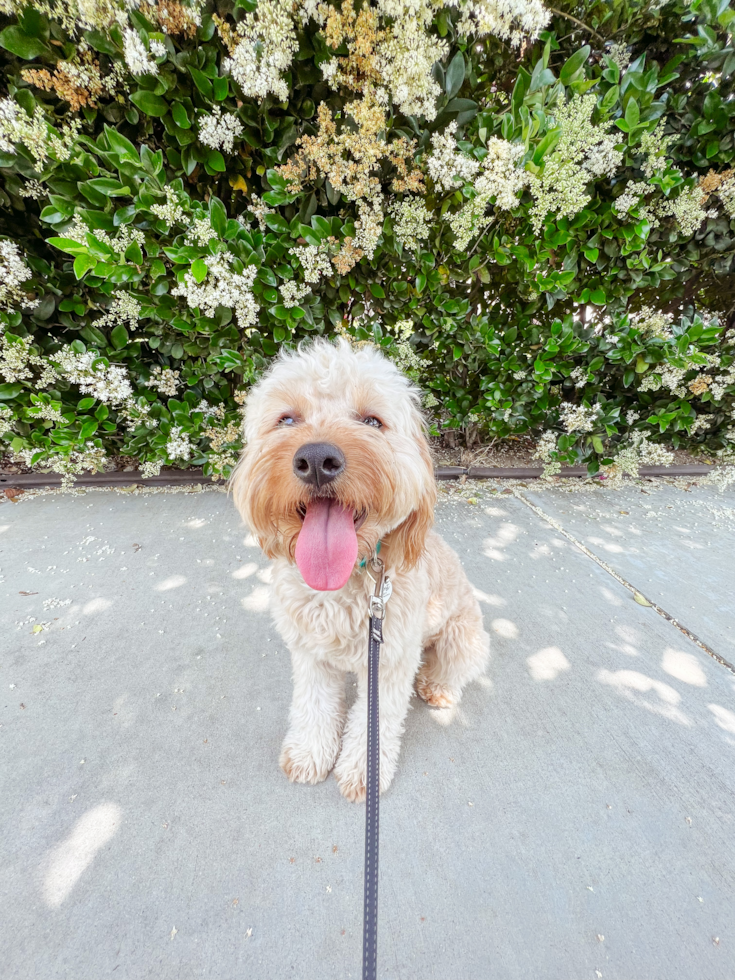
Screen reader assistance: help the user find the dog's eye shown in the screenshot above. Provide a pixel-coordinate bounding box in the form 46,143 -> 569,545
278,415 -> 296,426
362,416 -> 382,428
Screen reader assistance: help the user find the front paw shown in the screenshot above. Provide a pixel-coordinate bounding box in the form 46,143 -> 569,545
334,749 -> 395,803
279,736 -> 337,785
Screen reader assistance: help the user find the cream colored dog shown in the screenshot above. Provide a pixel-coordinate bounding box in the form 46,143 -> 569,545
231,339 -> 489,802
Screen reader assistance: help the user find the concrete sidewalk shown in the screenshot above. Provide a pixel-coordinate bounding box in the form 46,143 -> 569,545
1,481 -> 734,979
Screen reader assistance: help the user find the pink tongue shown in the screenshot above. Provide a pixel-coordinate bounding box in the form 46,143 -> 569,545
295,499 -> 358,591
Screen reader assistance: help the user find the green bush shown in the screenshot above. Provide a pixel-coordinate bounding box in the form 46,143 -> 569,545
0,0 -> 734,481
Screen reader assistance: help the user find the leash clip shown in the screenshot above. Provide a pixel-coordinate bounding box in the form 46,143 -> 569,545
366,555 -> 391,621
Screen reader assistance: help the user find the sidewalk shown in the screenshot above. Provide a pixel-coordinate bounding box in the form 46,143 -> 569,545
1,480 -> 734,979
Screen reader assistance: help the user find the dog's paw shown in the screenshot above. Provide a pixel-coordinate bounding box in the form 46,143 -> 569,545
279,742 -> 333,785
335,767 -> 366,803
416,677 -> 457,708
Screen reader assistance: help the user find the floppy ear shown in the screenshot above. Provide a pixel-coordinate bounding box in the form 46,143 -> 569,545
384,440 -> 437,571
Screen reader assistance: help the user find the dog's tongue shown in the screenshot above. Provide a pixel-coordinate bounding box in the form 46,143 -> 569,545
295,498 -> 358,591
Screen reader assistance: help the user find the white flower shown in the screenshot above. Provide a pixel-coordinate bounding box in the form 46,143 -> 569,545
151,187 -> 186,226
198,106 -> 243,154
123,28 -> 159,77
53,346 -> 133,405
148,366 -> 181,396
279,281 -> 311,308
149,38 -> 167,59
246,193 -> 274,231
456,0 -> 550,46
0,240 -> 37,313
376,14 -> 447,120
172,252 -> 259,330
390,197 -> 432,251
558,401 -> 601,433
426,122 -> 480,192
166,425 -> 192,461
289,244 -> 333,283
222,0 -> 298,102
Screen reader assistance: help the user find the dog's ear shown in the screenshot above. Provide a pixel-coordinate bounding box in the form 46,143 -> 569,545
385,440 -> 436,570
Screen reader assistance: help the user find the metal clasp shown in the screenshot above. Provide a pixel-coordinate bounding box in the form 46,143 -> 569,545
365,555 -> 390,620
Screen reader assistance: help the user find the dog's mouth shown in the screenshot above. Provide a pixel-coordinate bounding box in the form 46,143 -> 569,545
294,500 -> 366,592
296,502 -> 367,532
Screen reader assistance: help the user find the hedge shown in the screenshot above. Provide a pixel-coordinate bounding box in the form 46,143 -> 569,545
0,0 -> 734,484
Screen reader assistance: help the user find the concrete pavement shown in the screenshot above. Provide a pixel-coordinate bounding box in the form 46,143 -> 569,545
1,479 -> 734,979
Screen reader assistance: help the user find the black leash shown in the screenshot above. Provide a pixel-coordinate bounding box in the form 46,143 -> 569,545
362,557 -> 390,980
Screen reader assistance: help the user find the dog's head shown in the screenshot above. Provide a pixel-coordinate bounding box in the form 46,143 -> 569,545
230,338 -> 436,590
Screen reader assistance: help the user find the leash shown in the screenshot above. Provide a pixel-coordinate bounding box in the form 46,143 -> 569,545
362,555 -> 391,980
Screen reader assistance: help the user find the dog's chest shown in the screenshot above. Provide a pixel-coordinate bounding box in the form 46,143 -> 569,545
271,562 -> 372,667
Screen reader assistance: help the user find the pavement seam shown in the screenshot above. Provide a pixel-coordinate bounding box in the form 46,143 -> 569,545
512,489 -> 735,677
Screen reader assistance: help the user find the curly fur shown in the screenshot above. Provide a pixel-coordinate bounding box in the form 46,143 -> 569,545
230,339 -> 489,801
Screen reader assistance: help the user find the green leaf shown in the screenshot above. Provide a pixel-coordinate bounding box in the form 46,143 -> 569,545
592,435 -> 604,453
590,288 -> 606,305
207,150 -> 226,172
77,397 -> 96,410
445,51 -> 465,100
191,258 -> 208,283
171,102 -> 190,129
205,199 -> 224,240
0,25 -> 48,59
74,254 -> 98,279
624,98 -> 640,129
0,383 -> 23,400
213,76 -> 229,101
559,46 -> 590,85
111,324 -> 129,349
130,91 -> 169,117
48,237 -> 89,256
188,66 -> 213,98
369,283 -> 385,298
265,213 -> 290,234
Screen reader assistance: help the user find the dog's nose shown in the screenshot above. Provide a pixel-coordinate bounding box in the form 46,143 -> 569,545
292,442 -> 345,487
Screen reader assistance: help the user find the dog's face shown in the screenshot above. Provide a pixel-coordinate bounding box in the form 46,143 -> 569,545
231,339 -> 436,590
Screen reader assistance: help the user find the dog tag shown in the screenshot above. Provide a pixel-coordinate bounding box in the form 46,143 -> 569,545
381,576 -> 392,604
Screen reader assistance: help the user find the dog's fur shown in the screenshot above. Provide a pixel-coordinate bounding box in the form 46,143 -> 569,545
231,339 -> 489,801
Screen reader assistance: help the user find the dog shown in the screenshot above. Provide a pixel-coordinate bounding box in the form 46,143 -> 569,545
231,339 -> 489,802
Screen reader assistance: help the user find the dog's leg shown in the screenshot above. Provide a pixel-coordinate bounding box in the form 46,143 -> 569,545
334,645 -> 421,803
416,597 -> 489,708
279,651 -> 345,785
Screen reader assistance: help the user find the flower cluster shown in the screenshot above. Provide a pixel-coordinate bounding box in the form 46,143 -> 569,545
172,253 -> 259,329
123,28 -> 161,77
219,0 -> 298,102
93,292 -> 141,332
279,281 -> 311,308
53,346 -> 134,405
22,52 -> 126,113
65,214 -> 145,257
0,404 -> 14,436
198,106 -> 243,154
148,366 -> 181,396
448,137 -> 527,248
151,186 -> 187,226
558,401 -> 600,433
532,430 -> 561,478
0,334 -> 52,385
610,432 -> 674,480
389,197 -> 433,252
0,240 -> 37,313
246,193 -> 274,231
289,244 -> 333,283
426,122 -> 480,192
529,94 -> 622,233
166,425 -> 192,461
630,305 -> 673,339
0,96 -> 81,167
456,0 -> 550,46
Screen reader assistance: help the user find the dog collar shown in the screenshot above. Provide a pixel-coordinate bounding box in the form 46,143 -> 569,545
359,540 -> 381,569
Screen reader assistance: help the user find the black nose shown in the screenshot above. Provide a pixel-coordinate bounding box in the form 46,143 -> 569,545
292,442 -> 345,487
